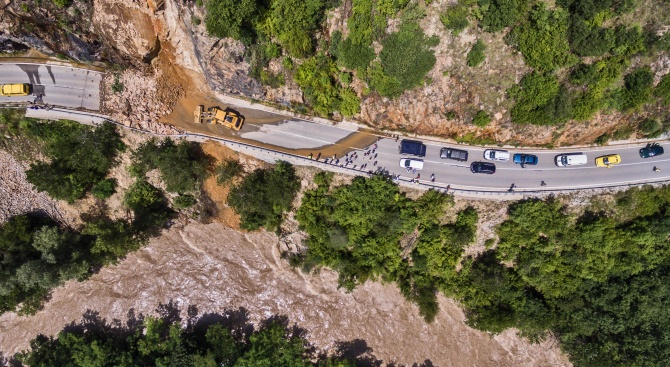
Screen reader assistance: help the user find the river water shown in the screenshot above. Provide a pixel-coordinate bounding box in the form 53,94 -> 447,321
0,223 -> 571,366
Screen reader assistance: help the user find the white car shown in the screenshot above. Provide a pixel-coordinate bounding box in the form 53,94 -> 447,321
399,158 -> 424,170
483,149 -> 510,162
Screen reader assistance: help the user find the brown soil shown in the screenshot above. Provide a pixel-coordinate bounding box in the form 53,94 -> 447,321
200,141 -> 242,229
0,223 -> 571,366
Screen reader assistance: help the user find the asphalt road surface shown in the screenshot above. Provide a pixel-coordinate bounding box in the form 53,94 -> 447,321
353,139 -> 670,191
0,63 -> 101,110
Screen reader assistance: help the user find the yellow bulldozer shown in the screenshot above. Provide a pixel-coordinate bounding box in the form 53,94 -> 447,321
194,105 -> 244,130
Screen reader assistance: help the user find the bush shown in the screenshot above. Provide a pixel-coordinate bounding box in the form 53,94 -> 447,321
91,178 -> 117,200
295,54 -> 343,116
266,0 -> 326,58
130,138 -> 211,194
227,161 -> 300,231
52,0 -> 72,7
472,110 -> 492,127
204,0 -> 260,43
655,73 -> 670,105
441,3 -> 470,36
639,118 -> 662,137
124,180 -> 174,232
620,67 -> 654,111
339,88 -> 361,117
509,72 -> 571,125
173,194 -> 198,209
509,4 -> 577,71
480,0 -> 529,33
374,22 -> 438,98
568,17 -> 615,57
337,38 -> 375,71
216,158 -> 244,185
466,39 -> 486,67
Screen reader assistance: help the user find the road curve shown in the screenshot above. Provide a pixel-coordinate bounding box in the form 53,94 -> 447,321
0,63 -> 101,110
21,107 -> 670,196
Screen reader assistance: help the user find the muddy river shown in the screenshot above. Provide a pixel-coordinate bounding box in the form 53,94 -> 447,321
0,223 -> 571,366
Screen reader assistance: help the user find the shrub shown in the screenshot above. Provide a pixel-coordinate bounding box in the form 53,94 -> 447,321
441,4 -> 470,36
509,72 -> 571,125
111,75 -> 124,94
620,67 -> 654,111
639,118 -> 662,137
374,23 -> 438,98
337,38 -> 375,71
130,139 -> 211,194
216,158 -> 244,185
466,39 -> 486,67
266,0 -> 326,58
52,0 -> 72,7
472,110 -> 492,127
655,73 -> 670,105
204,0 -> 260,42
227,161 -> 300,231
124,180 -> 173,232
480,0 -> 529,33
91,178 -> 117,200
509,4 -> 577,71
295,54 -> 342,116
173,194 -> 198,209
339,88 -> 361,117
568,17 -> 615,57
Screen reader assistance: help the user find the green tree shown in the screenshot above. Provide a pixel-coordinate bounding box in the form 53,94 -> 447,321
471,110 -> 491,127
204,0 -> 261,43
480,0 -> 529,33
131,138 -> 211,194
440,3 -> 470,36
216,158 -> 244,185
228,161 -> 300,231
508,4 -> 577,71
655,72 -> 670,104
265,0 -> 326,58
466,39 -> 486,67
25,121 -> 125,203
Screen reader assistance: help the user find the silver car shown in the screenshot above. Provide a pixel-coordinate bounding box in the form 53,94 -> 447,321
483,149 -> 510,162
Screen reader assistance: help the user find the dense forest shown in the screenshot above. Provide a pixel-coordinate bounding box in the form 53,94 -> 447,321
201,0 -> 670,140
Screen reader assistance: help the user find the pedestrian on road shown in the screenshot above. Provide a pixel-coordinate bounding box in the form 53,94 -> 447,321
412,168 -> 417,174
374,153 -> 378,159
316,153 -> 321,160
374,143 -> 378,149
308,153 -> 313,159
541,181 -> 547,186
416,174 -> 421,180
654,166 -> 661,172
430,173 -> 435,182
373,161 -> 377,166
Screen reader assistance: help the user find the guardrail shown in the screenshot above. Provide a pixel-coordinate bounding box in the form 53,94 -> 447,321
3,104 -> 670,199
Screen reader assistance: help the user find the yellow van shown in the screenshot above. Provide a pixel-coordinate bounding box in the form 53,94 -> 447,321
0,83 -> 31,97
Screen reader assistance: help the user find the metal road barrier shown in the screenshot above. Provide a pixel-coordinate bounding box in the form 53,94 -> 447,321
3,104 -> 670,199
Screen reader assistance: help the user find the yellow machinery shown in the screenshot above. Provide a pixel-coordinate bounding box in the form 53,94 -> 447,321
193,105 -> 244,130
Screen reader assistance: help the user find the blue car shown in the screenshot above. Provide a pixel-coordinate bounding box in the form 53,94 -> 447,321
513,153 -> 538,167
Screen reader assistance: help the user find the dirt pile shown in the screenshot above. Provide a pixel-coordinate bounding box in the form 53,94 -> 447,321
102,69 -> 183,135
0,222 -> 571,366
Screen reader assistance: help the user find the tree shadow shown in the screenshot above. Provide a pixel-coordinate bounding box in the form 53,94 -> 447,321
13,301 -> 437,367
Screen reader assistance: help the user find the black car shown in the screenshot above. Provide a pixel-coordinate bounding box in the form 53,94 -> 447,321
399,139 -> 427,157
640,144 -> 664,158
470,161 -> 496,174
440,147 -> 468,161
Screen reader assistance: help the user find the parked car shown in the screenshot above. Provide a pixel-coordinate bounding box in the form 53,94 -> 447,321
400,158 -> 424,170
399,139 -> 427,157
440,147 -> 468,161
555,153 -> 588,166
595,154 -> 621,167
0,83 -> 30,97
483,149 -> 510,162
640,144 -> 664,158
470,161 -> 496,174
513,153 -> 538,167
